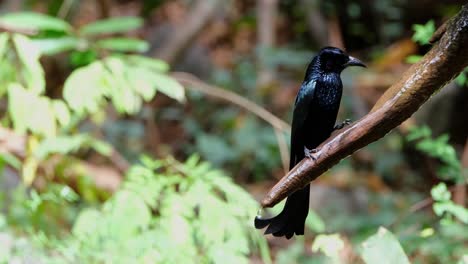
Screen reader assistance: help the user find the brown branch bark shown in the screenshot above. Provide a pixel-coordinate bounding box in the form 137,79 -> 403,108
153,0 -> 222,64
261,5 -> 468,208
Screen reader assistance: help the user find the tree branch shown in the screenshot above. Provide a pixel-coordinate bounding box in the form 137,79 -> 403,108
153,0 -> 222,64
261,5 -> 468,208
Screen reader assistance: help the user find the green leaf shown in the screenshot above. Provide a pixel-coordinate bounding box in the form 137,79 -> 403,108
51,100 -> 71,127
361,227 -> 410,264
31,37 -> 81,55
0,153 -> 22,169
433,200 -> 468,223
0,12 -> 72,33
412,20 -> 435,45
127,55 -> 169,72
0,33 -> 9,62
431,183 -> 451,202
405,55 -> 423,64
70,50 -> 98,67
79,16 -> 143,36
8,83 -> 56,136
96,38 -> 149,53
455,72 -> 467,86
305,209 -> 326,233
151,72 -> 185,102
34,135 -> 113,159
63,61 -> 109,114
311,234 -> 344,260
12,34 -> 45,94
103,57 -> 142,114
22,156 -> 38,186
72,209 -> 102,238
34,135 -> 88,159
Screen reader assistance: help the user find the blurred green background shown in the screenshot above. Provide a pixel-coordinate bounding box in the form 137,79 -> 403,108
0,0 -> 466,263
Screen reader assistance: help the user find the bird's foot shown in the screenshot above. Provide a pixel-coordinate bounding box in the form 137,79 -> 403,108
334,118 -> 351,130
304,146 -> 319,161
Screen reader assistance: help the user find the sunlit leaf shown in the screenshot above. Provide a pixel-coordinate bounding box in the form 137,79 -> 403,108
12,34 -> 45,94
79,17 -> 143,36
103,57 -> 142,114
311,234 -> 344,260
431,183 -> 451,202
63,61 -> 109,114
72,209 -> 102,238
405,55 -> 422,64
412,20 -> 435,45
8,83 -> 56,136
127,55 -> 169,72
0,33 -> 9,62
96,38 -> 149,53
51,100 -> 71,127
361,227 -> 410,264
32,37 -> 81,55
0,12 -> 72,33
22,156 -> 39,186
151,72 -> 185,102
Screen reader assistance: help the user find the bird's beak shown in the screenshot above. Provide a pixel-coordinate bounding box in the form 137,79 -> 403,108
345,56 -> 366,68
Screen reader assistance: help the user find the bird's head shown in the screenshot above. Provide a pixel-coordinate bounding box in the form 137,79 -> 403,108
316,47 -> 366,73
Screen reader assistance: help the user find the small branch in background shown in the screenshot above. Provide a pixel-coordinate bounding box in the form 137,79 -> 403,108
109,148 -> 130,173
274,128 -> 289,175
172,72 -> 291,173
172,72 -> 290,132
58,0 -> 74,19
454,138 -> 468,206
261,5 -> 468,208
97,0 -> 111,19
153,0 -> 222,64
257,0 -> 277,87
0,23 -> 37,35
301,0 -> 328,47
328,15 -> 344,49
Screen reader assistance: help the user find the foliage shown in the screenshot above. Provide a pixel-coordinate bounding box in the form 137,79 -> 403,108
360,227 -> 410,264
407,126 -> 464,183
0,12 -> 184,186
412,20 -> 435,45
408,19 -> 468,84
0,156 -> 270,263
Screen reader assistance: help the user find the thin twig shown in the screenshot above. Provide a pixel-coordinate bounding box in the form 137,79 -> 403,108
274,128 -> 289,175
172,72 -> 291,133
153,0 -> 222,64
58,0 -> 74,19
171,72 -> 291,174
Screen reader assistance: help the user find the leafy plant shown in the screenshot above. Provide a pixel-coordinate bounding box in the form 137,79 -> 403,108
412,20 -> 435,45
407,126 -> 463,183
0,12 -> 184,186
360,227 -> 410,264
1,155 -> 271,263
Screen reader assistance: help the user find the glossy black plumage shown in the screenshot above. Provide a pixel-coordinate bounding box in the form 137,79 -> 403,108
255,47 -> 365,239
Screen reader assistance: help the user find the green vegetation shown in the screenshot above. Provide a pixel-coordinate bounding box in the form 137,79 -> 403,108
0,2 -> 466,264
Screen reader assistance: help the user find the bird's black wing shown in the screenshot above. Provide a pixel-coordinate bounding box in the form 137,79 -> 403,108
254,80 -> 316,239
290,80 -> 316,168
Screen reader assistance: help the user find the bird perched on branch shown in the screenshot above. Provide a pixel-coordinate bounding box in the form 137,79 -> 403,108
255,47 -> 365,239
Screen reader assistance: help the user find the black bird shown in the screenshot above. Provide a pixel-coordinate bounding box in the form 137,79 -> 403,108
254,47 -> 365,239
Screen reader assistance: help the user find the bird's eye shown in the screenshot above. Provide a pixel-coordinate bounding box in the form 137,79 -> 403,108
325,61 -> 333,70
